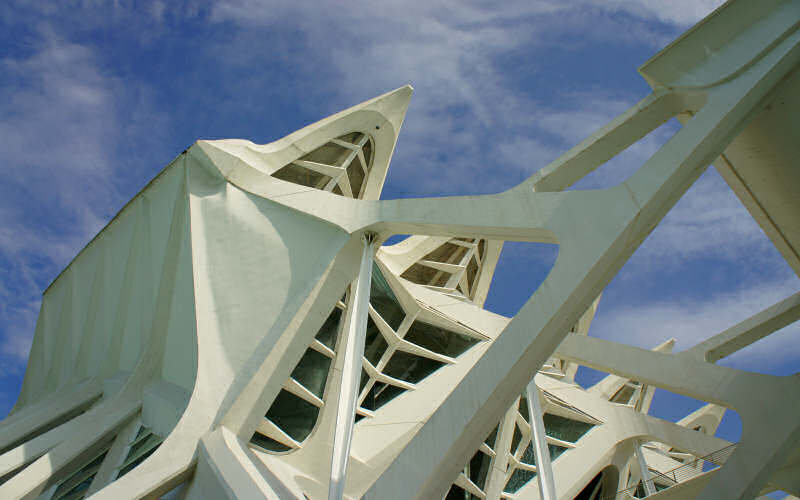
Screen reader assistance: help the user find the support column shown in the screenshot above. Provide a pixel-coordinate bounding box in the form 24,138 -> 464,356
525,379 -> 556,500
329,233 -> 376,500
636,441 -> 656,497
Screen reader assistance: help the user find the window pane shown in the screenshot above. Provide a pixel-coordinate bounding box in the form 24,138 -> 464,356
504,467 -> 535,494
250,432 -> 291,453
272,163 -> 330,188
383,350 -> 445,384
290,349 -> 332,399
505,444 -> 567,493
370,264 -> 405,330
543,413 -> 594,443
403,321 -> 479,358
611,384 -> 636,404
361,138 -> 373,170
484,425 -> 499,450
364,317 -> 389,366
361,381 -> 405,411
347,152 -> 365,197
519,396 -> 530,421
265,390 -> 319,443
53,450 -> 109,500
445,484 -> 481,500
315,306 -> 342,350
302,142 -> 350,168
468,449 -> 491,490
510,426 -> 522,455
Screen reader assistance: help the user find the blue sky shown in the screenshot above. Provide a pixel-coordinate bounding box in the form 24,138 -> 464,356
1,0 -> 797,490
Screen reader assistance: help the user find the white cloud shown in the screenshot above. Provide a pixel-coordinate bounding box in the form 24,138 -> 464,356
641,170 -> 776,262
584,163 -> 800,377
595,0 -> 726,27
205,0 -> 721,195
0,307 -> 36,374
550,112 -> 781,271
0,29 -> 162,371
535,98 -> 635,147
0,0 -> 748,392
0,34 -> 120,246
590,273 -> 800,372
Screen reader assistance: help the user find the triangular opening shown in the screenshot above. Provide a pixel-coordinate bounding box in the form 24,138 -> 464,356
484,241 -> 559,317
567,118 -> 681,190
585,167 -> 799,376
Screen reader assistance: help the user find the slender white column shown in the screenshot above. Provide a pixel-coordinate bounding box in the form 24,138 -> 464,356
636,441 -> 656,497
329,234 -> 376,500
525,379 -> 557,500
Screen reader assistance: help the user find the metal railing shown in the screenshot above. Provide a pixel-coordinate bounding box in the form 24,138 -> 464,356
604,442 -> 737,499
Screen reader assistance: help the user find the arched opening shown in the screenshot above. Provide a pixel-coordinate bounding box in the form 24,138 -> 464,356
575,465 -> 619,500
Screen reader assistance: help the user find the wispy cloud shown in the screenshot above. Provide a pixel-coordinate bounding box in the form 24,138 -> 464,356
0,0 -> 751,414
206,0 -> 717,195
0,26 -> 165,372
641,170 -> 780,264
593,0 -> 726,27
584,157 -> 800,377
590,272 -> 800,374
0,31 -> 119,255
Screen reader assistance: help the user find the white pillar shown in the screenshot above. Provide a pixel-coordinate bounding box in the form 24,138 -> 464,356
636,441 -> 656,497
329,234 -> 376,500
525,379 -> 557,500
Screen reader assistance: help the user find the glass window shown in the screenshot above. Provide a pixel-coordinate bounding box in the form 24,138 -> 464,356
519,396 -> 530,421
466,258 -> 479,290
272,163 -> 330,189
270,133 -> 373,199
360,381 -> 405,411
264,390 -> 319,443
401,263 -> 449,287
519,442 -> 568,466
370,264 -> 405,330
252,293 -> 346,452
315,306 -> 342,350
361,137 -> 373,169
468,449 -> 491,490
426,242 -> 467,264
302,142 -> 351,168
290,349 -> 332,399
510,425 -> 523,455
543,413 -> 594,443
504,444 -> 567,493
347,151 -> 366,197
611,384 -> 636,404
250,432 -> 291,453
403,321 -> 479,358
364,317 -> 389,366
484,425 -> 499,450
382,350 -> 445,384
359,369 -> 370,393
445,484 -> 481,500
504,467 -> 534,494
118,428 -> 162,478
53,448 -> 110,500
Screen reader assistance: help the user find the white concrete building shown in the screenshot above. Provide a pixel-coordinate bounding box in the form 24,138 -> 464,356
1,1 -> 799,498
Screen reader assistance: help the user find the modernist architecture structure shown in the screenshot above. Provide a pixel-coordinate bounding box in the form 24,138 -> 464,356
1,1 -> 799,498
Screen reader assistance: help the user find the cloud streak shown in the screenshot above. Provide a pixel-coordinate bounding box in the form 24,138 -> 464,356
205,0 -> 720,195
0,26 -> 165,376
3,0 -> 784,427
590,272 -> 800,374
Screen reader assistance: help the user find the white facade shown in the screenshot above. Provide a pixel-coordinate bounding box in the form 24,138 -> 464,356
1,1 -> 800,499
